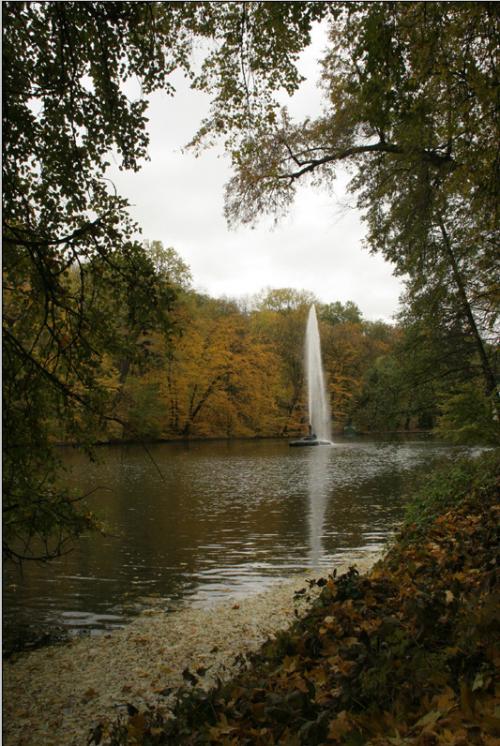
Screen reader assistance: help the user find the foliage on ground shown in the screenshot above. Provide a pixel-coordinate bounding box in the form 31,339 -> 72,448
103,451 -> 500,745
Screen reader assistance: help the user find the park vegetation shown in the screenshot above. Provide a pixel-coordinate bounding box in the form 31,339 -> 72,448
3,2 -> 499,742
3,0 -> 498,565
44,241 -> 493,447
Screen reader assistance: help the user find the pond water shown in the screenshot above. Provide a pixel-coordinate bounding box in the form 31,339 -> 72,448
3,437 -> 464,653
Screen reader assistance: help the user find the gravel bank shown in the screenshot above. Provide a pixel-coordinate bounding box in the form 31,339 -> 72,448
3,552 -> 381,746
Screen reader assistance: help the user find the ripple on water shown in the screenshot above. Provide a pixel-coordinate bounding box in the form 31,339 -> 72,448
3,437 -> 467,649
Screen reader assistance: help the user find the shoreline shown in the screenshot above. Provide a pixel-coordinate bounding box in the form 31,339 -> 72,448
53,431 -> 434,449
3,550 -> 382,746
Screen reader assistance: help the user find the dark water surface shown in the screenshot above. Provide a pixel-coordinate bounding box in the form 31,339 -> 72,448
3,437 -> 465,652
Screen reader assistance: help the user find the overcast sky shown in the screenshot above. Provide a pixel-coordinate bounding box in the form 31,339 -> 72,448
107,24 -> 403,322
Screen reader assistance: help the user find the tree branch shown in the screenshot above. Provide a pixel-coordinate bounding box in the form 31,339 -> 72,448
276,140 -> 455,181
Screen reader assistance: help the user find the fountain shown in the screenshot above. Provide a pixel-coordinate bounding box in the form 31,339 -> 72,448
290,304 -> 332,446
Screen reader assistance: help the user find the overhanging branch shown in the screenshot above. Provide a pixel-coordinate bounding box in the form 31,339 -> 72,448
276,139 -> 455,181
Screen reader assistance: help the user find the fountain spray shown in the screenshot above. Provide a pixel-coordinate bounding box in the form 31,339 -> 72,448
305,304 -> 332,443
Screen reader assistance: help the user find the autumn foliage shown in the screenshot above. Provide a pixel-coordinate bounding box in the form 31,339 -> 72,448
101,280 -> 403,444
77,264 -> 497,448
106,451 -> 499,745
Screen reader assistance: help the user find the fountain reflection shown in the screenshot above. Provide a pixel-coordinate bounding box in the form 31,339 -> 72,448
307,447 -> 331,569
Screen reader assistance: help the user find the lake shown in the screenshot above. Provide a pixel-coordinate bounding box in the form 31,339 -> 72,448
3,436 -> 464,653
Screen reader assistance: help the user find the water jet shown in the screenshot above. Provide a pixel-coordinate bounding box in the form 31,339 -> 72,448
290,304 -> 332,447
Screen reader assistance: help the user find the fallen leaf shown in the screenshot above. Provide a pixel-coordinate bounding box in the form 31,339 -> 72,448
127,712 -> 146,738
282,655 -> 298,673
432,687 -> 456,712
328,711 -> 352,740
209,713 -> 237,738
415,709 -> 443,729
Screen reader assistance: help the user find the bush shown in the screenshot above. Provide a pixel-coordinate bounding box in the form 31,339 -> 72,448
435,382 -> 500,445
403,449 -> 499,535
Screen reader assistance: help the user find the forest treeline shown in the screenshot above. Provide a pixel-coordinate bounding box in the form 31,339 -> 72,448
45,240 -> 495,446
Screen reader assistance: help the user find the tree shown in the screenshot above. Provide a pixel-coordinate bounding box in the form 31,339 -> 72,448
3,1 -> 193,560
393,291 -> 497,439
4,1 -> 328,559
354,355 -> 408,433
217,3 -> 499,422
320,301 -> 363,327
435,381 -> 500,445
108,243 -> 192,438
353,290 -> 497,436
144,241 -> 193,291
251,289 -> 318,434
154,295 -> 282,438
6,2 -> 497,560
320,314 -> 396,430
254,287 -> 316,314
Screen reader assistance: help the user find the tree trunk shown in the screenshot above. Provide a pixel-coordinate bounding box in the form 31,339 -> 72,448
438,216 -> 499,418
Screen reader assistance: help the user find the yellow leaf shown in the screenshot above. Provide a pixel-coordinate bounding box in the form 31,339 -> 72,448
438,729 -> 457,744
343,636 -> 359,647
282,655 -> 298,673
415,709 -> 442,729
432,687 -> 456,712
289,673 -> 309,693
128,713 -> 146,737
321,639 -> 339,656
307,667 -> 328,687
209,714 -> 237,739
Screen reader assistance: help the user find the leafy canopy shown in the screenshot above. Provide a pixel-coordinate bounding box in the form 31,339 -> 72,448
213,2 -> 499,421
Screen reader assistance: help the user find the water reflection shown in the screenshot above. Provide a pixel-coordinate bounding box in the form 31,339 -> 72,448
307,447 -> 331,568
3,437 -> 468,652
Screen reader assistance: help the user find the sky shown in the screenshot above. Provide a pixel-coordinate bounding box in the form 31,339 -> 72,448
107,23 -> 403,322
